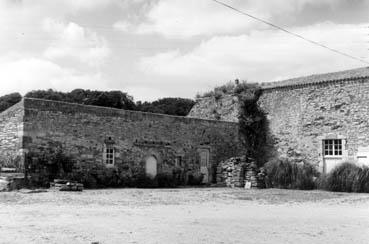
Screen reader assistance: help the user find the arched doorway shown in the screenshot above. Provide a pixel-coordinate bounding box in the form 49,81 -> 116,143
145,155 -> 157,178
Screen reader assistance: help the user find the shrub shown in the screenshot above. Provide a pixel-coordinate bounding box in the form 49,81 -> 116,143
82,174 -> 98,189
316,174 -> 329,190
264,158 -> 318,190
197,80 -> 248,98
214,89 -> 223,100
0,155 -> 22,171
0,92 -> 22,113
320,162 -> 369,193
293,161 -> 318,190
133,173 -> 158,188
325,162 -> 359,192
25,150 -> 76,187
187,173 -> 204,186
358,167 -> 369,192
95,167 -> 120,187
156,173 -> 178,188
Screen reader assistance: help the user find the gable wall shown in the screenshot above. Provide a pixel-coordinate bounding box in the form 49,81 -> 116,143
259,77 -> 369,171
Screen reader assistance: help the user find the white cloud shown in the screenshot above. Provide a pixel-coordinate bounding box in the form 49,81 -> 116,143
124,86 -> 169,102
1,0 -> 368,101
133,0 -> 267,38
139,22 -> 368,84
116,0 -> 356,38
0,57 -> 108,96
42,19 -> 111,67
60,0 -> 116,11
113,21 -> 134,32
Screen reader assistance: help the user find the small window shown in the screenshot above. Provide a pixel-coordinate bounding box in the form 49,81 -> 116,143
323,139 -> 342,156
104,146 -> 115,164
175,156 -> 183,167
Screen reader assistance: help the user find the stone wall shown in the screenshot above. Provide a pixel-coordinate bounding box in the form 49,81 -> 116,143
22,98 -> 242,183
188,68 -> 369,172
0,100 -> 24,169
188,95 -> 239,122
259,76 -> 369,171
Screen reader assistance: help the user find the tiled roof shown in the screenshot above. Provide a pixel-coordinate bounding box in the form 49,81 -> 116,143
261,67 -> 369,89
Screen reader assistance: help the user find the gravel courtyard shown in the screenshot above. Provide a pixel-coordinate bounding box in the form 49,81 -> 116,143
0,188 -> 369,244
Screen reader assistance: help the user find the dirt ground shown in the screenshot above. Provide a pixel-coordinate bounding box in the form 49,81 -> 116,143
0,188 -> 369,244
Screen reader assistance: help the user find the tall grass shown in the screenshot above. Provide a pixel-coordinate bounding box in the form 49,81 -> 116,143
264,158 -> 318,190
321,162 -> 369,193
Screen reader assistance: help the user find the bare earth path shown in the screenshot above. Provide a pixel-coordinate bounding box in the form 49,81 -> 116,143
0,188 -> 369,244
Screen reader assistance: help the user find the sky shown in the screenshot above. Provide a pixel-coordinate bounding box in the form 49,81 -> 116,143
0,0 -> 368,101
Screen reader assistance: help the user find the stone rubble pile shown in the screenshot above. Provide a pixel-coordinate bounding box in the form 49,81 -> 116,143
0,168 -> 24,191
217,156 -> 264,188
51,179 -> 84,191
244,163 -> 259,188
217,157 -> 245,187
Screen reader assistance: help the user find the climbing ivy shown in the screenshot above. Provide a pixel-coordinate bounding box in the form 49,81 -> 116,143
236,83 -> 273,167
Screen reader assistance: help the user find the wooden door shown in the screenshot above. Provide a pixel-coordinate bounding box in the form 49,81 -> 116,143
199,149 -> 210,183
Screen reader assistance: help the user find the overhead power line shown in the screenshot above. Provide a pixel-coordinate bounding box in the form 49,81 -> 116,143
212,0 -> 369,65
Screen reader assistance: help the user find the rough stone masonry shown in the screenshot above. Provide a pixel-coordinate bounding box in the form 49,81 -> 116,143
189,67 -> 369,173
2,67 -> 369,184
0,97 -> 242,184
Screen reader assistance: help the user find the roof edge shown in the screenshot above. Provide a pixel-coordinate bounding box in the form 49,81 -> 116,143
261,75 -> 369,91
259,67 -> 369,90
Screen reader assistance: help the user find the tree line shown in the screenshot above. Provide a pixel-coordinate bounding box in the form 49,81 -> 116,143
0,89 -> 195,116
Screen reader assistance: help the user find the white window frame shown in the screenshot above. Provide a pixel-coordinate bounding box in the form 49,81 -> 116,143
323,139 -> 343,157
104,145 -> 115,165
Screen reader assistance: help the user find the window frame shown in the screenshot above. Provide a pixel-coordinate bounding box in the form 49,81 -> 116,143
104,145 -> 115,165
323,139 -> 342,157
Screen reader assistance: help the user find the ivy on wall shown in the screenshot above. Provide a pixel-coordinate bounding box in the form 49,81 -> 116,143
236,83 -> 274,167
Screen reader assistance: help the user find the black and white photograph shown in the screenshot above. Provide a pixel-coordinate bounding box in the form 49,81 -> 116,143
0,0 -> 369,243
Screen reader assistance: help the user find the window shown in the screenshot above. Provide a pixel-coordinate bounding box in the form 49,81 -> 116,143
104,146 -> 115,164
323,139 -> 342,156
175,156 -> 183,167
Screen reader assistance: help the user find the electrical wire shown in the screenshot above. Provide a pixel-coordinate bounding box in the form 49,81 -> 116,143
212,0 -> 369,65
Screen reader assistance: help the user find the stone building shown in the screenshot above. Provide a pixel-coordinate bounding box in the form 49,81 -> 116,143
2,67 -> 369,185
0,98 -> 241,184
189,67 -> 369,173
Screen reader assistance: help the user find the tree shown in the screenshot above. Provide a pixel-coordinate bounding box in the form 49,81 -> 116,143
24,90 -> 195,116
25,89 -> 66,101
25,89 -> 136,110
136,98 -> 195,116
0,93 -> 22,113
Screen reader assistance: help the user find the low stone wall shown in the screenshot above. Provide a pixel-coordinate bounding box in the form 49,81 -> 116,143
21,98 -> 242,186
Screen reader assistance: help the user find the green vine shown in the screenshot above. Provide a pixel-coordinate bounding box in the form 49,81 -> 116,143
236,83 -> 273,167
